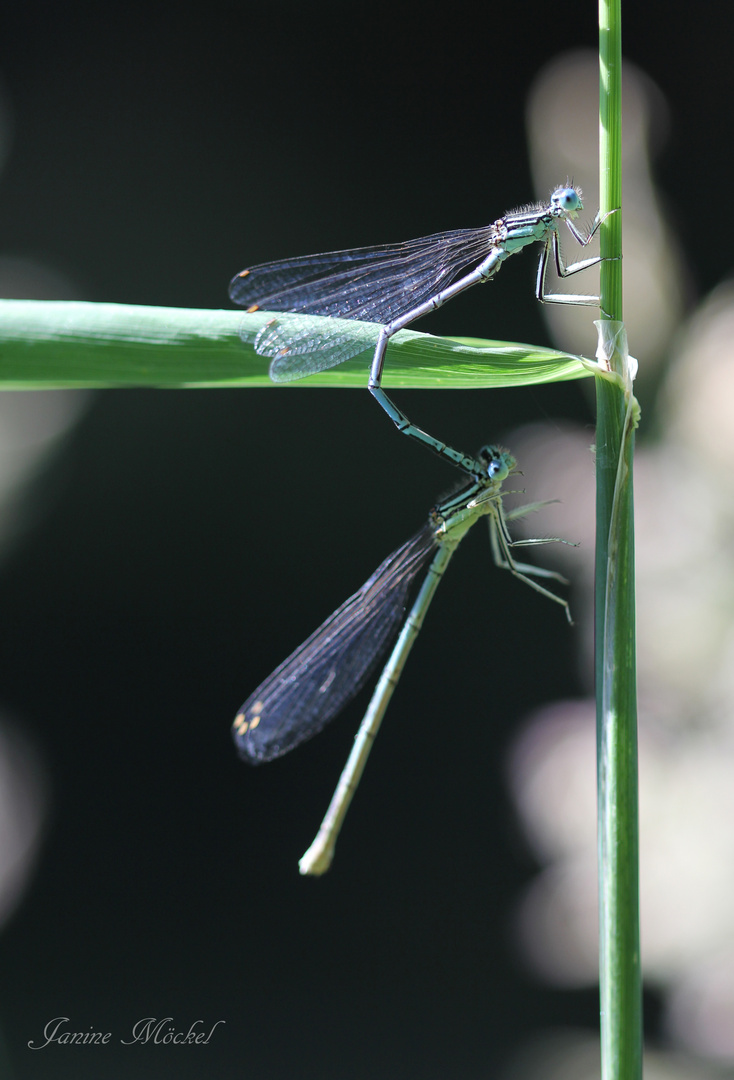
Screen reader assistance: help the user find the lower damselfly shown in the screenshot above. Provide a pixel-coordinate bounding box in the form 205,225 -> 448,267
233,445 -> 572,874
230,185 -> 610,477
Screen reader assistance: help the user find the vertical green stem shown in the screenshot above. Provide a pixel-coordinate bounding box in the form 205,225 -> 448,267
597,2 -> 643,1079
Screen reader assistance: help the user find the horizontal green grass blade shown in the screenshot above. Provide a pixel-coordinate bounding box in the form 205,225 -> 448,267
0,300 -> 592,389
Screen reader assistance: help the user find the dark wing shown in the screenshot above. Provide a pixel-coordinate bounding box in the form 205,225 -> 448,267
233,524 -> 437,763
229,225 -> 498,326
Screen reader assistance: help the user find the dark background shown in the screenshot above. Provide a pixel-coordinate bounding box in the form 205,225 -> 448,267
0,2 -> 728,1077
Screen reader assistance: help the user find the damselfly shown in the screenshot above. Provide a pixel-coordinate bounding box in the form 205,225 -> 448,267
230,185 -> 608,476
233,445 -> 571,874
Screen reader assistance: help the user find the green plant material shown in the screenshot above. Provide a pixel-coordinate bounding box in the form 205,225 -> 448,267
0,300 -> 592,390
597,1 -> 643,1078
595,333 -> 641,1080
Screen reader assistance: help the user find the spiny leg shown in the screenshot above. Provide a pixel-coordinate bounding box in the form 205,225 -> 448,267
536,208 -> 620,307
536,233 -> 603,306
489,507 -> 573,623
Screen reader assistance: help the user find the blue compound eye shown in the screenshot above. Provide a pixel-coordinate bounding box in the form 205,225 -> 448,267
478,444 -> 514,481
552,186 -> 582,213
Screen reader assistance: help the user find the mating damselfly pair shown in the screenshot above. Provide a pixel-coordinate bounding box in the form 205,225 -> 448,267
229,185 -> 609,872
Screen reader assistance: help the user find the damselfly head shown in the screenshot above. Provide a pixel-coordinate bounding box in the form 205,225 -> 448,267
551,186 -> 583,218
478,444 -> 515,482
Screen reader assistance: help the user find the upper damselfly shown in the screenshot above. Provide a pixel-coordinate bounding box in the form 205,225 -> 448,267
232,445 -> 572,874
230,185 -> 609,476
